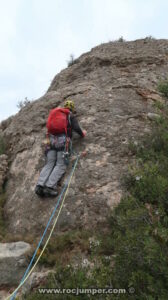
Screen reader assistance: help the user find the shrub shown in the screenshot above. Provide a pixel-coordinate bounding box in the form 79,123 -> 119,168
158,79 -> 168,98
67,54 -> 76,67
144,35 -> 156,41
39,230 -> 91,267
128,163 -> 168,205
17,97 -> 31,110
153,100 -> 164,111
117,36 -> 126,42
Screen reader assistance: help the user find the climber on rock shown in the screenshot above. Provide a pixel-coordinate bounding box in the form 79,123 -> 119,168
35,100 -> 86,197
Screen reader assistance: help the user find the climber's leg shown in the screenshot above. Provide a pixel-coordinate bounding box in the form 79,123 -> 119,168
45,151 -> 67,189
36,150 -> 57,188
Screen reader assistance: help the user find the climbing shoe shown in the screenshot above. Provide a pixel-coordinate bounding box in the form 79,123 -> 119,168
43,187 -> 58,197
35,185 -> 44,197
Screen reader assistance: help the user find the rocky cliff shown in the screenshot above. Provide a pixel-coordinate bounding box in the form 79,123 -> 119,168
0,38 -> 168,295
1,37 -> 168,235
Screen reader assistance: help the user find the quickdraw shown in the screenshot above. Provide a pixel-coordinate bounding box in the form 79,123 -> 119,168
62,137 -> 72,165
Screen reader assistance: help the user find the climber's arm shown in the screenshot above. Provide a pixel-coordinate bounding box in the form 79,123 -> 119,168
70,115 -> 85,137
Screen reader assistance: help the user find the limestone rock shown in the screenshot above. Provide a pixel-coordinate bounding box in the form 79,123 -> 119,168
0,241 -> 31,286
0,38 -> 168,238
0,154 -> 8,191
136,88 -> 164,103
0,290 -> 11,300
147,112 -> 160,121
21,270 -> 53,296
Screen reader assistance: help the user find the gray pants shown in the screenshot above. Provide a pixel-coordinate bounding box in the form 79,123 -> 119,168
37,150 -> 67,189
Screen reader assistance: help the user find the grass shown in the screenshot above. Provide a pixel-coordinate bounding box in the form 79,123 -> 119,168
158,79 -> 168,98
152,100 -> 165,111
38,230 -> 92,267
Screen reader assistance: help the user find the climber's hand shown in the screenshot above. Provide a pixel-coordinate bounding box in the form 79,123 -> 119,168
82,130 -> 87,137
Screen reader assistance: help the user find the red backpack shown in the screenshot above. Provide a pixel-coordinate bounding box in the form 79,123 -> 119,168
47,107 -> 70,135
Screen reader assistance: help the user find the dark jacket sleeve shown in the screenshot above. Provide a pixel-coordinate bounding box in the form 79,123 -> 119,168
69,114 -> 84,137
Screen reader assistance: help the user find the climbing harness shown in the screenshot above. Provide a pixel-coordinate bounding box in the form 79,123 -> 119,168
6,154 -> 81,300
63,137 -> 72,165
44,133 -> 72,165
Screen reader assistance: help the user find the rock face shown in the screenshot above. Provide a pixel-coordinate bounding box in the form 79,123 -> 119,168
0,242 -> 31,286
0,38 -> 168,238
21,270 -> 53,296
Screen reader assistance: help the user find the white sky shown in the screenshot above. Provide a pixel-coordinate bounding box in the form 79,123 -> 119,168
0,0 -> 168,121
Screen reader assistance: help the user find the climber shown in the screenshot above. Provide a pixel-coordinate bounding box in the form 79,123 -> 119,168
35,100 -> 86,197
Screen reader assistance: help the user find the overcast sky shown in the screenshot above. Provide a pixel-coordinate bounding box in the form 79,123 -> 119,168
0,0 -> 168,122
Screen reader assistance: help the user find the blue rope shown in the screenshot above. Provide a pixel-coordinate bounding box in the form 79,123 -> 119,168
11,156 -> 79,300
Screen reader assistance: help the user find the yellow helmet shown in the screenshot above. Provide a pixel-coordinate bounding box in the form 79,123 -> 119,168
64,100 -> 75,112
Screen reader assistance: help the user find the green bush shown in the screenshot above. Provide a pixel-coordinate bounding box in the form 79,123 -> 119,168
128,163 -> 168,206
25,265 -> 107,300
158,79 -> 168,98
153,100 -> 164,110
108,196 -> 168,299
117,36 -> 125,42
39,230 -> 91,267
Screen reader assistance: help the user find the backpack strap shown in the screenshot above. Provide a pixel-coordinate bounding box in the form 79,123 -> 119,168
59,108 -> 70,137
68,113 -> 71,126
